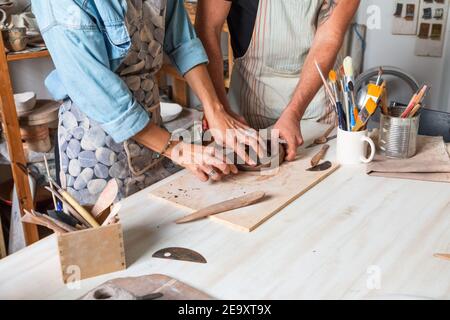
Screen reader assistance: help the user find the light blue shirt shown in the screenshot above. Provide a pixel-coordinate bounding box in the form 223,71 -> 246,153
31,0 -> 208,142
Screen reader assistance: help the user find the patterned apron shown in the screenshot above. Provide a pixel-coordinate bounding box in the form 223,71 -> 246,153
228,0 -> 334,130
57,0 -> 180,206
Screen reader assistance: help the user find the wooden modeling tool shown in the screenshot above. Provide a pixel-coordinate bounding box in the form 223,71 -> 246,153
408,104 -> 422,118
33,210 -> 77,233
306,161 -> 332,172
101,203 -> 122,227
401,85 -> 428,118
92,179 -> 119,218
314,125 -> 335,145
22,210 -> 67,234
176,191 -> 266,224
310,144 -> 330,168
434,253 -> 450,261
44,186 -> 92,228
152,247 -> 207,264
43,155 -> 57,209
48,178 -> 100,228
48,210 -> 80,228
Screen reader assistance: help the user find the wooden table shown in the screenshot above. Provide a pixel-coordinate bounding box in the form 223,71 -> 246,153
0,122 -> 449,300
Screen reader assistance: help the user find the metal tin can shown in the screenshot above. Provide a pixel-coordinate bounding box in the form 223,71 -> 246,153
379,107 -> 420,159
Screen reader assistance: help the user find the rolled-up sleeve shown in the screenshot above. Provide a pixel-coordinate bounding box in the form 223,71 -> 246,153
164,0 -> 209,75
40,26 -> 150,143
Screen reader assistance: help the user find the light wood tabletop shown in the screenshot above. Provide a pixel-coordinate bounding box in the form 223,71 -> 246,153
0,122 -> 449,300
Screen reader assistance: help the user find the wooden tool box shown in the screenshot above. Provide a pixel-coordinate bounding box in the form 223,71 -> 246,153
57,222 -> 126,284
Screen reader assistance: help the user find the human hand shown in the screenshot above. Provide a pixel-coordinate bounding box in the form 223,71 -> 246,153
204,104 -> 265,166
273,108 -> 304,161
169,142 -> 238,182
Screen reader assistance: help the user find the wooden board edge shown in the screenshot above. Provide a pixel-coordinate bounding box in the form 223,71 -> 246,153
209,215 -> 252,232
211,164 -> 341,232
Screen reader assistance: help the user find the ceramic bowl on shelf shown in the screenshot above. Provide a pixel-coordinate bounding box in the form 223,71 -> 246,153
160,102 -> 183,123
14,91 -> 37,114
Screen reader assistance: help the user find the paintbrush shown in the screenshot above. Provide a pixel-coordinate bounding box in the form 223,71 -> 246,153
343,57 -> 356,129
376,67 -> 383,86
329,70 -> 347,130
328,70 -> 339,101
340,79 -> 351,131
347,81 -> 359,127
314,60 -> 337,108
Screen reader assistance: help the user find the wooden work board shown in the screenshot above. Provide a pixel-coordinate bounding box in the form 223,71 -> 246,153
149,147 -> 340,232
80,274 -> 212,300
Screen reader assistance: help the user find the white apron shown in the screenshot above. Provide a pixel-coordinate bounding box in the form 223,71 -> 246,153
228,0 -> 332,129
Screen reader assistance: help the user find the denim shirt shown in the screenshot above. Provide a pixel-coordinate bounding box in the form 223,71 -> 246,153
31,0 -> 208,142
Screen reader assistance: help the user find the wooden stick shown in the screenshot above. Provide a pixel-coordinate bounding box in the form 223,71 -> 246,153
92,179 -> 119,218
0,215 -> 6,259
43,155 -> 57,209
22,210 -> 67,234
311,144 -> 330,167
314,125 -> 335,145
32,210 -> 77,233
44,186 -> 91,228
47,178 -> 100,228
434,253 -> 450,261
101,203 -> 122,227
314,60 -> 337,108
176,192 -> 266,224
408,104 -> 422,118
401,85 -> 427,118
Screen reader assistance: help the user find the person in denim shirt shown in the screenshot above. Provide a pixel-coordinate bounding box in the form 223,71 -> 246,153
32,0 -> 263,204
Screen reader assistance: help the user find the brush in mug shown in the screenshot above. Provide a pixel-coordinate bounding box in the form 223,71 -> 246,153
314,60 -> 347,131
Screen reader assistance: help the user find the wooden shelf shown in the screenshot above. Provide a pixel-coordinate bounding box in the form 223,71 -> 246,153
0,37 -> 41,247
7,50 -> 50,62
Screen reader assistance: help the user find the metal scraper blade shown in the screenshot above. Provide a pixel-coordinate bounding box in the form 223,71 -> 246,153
306,161 -> 332,172
152,247 -> 207,264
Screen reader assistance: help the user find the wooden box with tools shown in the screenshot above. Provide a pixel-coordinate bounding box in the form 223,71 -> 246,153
57,221 -> 126,284
20,169 -> 127,284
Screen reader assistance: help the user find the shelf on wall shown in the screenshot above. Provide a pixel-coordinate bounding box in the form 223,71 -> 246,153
6,50 -> 50,62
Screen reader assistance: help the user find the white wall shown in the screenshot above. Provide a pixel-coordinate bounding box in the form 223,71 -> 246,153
7,0 -> 450,111
357,0 -> 450,111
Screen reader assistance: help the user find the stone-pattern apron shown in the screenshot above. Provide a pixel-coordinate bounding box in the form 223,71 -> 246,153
228,0 -> 335,130
58,0 -> 180,206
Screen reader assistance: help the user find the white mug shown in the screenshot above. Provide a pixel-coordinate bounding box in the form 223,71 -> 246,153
337,128 -> 376,165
